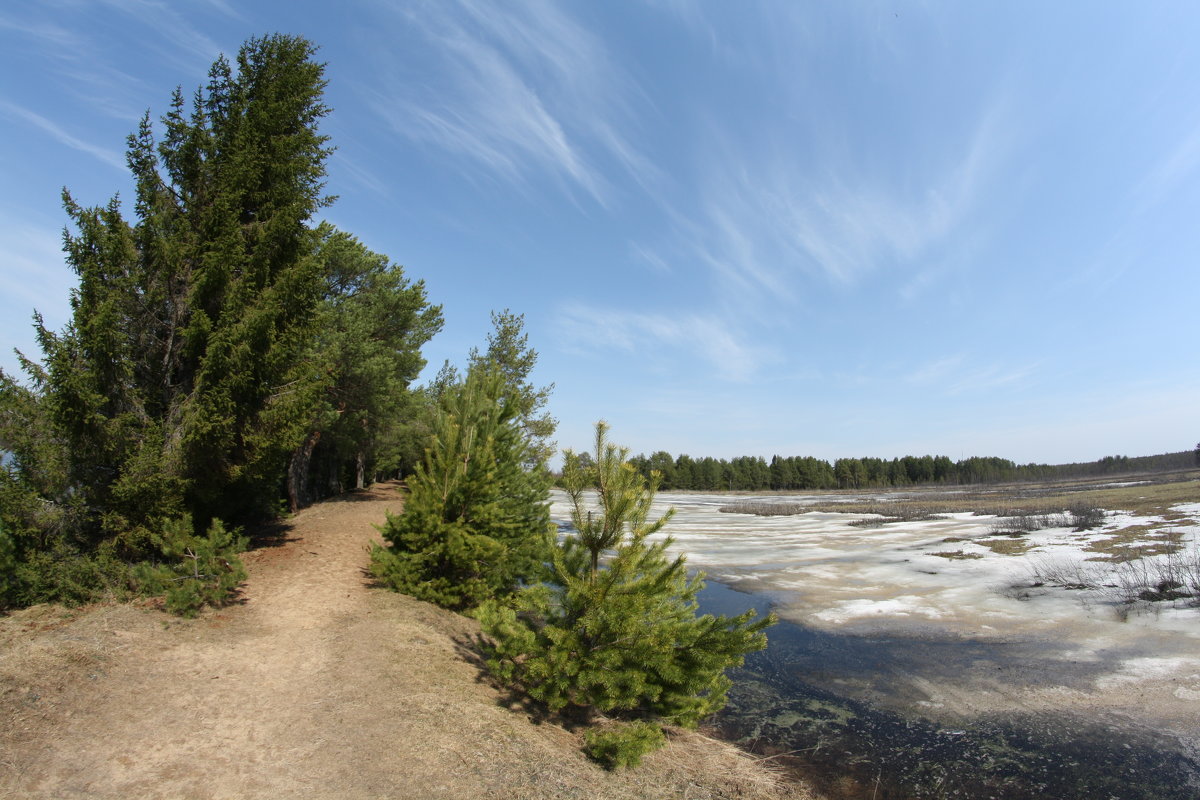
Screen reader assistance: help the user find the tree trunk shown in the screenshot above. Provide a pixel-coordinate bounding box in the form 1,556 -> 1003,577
287,430 -> 321,513
355,451 -> 366,490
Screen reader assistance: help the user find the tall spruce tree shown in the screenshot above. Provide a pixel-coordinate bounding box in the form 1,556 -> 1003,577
0,34 -> 336,605
477,422 -> 774,741
370,365 -> 554,610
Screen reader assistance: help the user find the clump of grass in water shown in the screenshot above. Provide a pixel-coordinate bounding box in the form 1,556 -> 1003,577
718,501 -> 814,516
989,503 -> 1106,535
927,550 -> 984,560
1029,533 -> 1200,618
720,500 -> 945,524
977,537 -> 1034,556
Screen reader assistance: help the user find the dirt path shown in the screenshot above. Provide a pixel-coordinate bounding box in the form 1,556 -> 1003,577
1,483 -> 814,800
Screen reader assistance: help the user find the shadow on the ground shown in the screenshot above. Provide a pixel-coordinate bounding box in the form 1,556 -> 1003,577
321,487 -> 392,504
449,630 -> 598,732
245,519 -> 299,549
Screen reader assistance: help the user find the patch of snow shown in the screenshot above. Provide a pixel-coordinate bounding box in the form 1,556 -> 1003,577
549,489 -> 1200,660
1095,657 -> 1200,690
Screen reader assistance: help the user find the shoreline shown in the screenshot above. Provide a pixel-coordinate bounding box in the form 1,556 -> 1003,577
699,576 -> 1200,799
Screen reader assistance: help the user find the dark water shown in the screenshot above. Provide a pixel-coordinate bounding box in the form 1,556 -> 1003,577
698,581 -> 1200,800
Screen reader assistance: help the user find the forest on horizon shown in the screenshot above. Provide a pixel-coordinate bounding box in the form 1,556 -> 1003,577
617,448 -> 1197,493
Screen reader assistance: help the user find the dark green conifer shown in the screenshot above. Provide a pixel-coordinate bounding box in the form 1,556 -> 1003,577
0,34 -> 337,607
478,422 -> 774,739
468,309 -> 557,464
371,366 -> 554,610
286,224 -> 443,510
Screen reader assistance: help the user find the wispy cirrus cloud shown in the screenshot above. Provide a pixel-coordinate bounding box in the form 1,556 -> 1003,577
0,13 -> 79,47
0,11 -> 138,117
1135,117 -> 1200,210
0,100 -> 125,170
905,353 -> 1035,395
330,151 -> 391,198
681,94 -> 1015,306
629,243 -> 671,274
366,0 -> 650,205
1070,115 -> 1200,296
555,303 -> 775,382
94,0 -> 224,67
0,3 -> 209,121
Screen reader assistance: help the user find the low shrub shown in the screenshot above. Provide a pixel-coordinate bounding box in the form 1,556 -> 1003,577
583,721 -> 666,769
1067,503 -> 1106,531
991,503 -> 1106,535
135,517 -> 247,617
13,546 -> 136,607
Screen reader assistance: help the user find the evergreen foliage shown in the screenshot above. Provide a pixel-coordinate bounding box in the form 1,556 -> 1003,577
286,224 -> 442,510
0,523 -> 16,610
0,35 -> 437,613
134,517 -> 248,617
583,721 -> 667,770
478,422 -> 774,731
371,366 -> 554,610
468,309 -> 557,464
0,34 -> 330,607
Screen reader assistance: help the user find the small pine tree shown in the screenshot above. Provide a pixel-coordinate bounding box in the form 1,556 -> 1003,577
370,366 -> 554,610
134,517 -> 247,617
478,421 -> 774,735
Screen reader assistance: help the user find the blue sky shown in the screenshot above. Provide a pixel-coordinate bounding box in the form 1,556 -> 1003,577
1,1 -> 1197,466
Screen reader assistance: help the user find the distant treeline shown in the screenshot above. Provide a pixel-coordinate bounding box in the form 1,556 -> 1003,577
620,449 -> 1195,491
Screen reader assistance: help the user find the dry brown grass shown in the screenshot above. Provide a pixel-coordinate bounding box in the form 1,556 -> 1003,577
976,537 -> 1034,556
926,550 -> 983,560
1083,525 -> 1188,563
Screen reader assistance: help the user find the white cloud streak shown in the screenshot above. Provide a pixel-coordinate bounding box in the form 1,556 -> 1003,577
683,96 -> 1013,305
1136,118 -> 1200,210
905,353 -> 1035,395
0,100 -> 125,170
367,0 -> 649,204
95,0 -> 223,67
0,4 -> 196,121
555,303 -> 773,382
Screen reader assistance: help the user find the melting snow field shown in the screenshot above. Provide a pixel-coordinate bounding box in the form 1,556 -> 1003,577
549,489 -> 1200,732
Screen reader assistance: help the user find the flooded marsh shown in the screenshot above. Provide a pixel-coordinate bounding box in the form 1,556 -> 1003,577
550,477 -> 1200,798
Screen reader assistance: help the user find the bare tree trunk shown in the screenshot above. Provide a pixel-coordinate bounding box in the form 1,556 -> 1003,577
287,430 -> 321,513
328,457 -> 341,497
355,451 -> 366,490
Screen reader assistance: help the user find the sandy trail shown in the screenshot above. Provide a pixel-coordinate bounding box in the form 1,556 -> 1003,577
4,484 -> 429,797
1,482 -> 812,800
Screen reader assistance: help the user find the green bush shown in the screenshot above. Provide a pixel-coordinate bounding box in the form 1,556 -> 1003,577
135,517 -> 247,617
478,422 -> 773,729
371,366 -> 553,610
13,545 -> 136,607
583,722 -> 666,769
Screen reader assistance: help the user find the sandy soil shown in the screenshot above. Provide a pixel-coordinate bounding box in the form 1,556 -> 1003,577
0,482 -> 816,800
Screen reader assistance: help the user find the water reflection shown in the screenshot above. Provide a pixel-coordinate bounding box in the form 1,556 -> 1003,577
699,581 -> 1200,800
